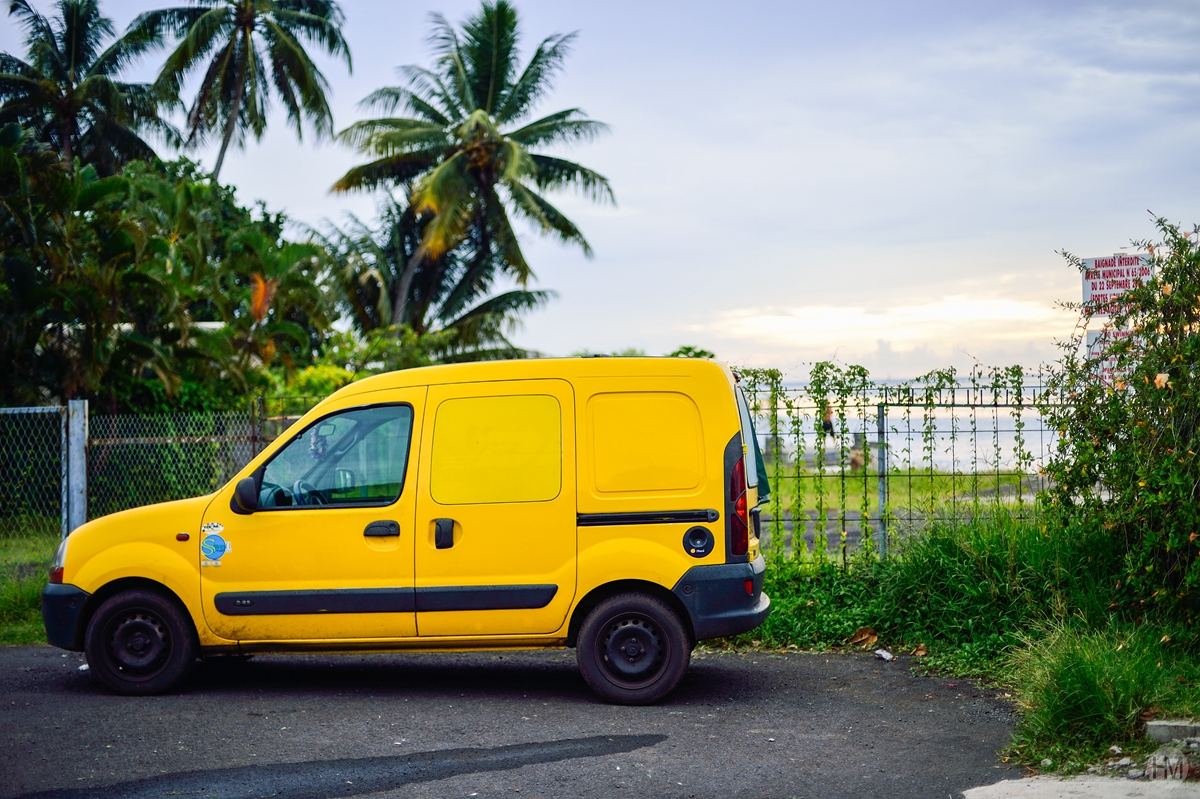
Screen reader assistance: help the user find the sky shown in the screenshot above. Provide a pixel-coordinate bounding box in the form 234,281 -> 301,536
5,0 -> 1200,379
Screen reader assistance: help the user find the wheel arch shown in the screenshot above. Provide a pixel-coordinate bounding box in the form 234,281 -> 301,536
567,579 -> 694,648
75,577 -> 197,652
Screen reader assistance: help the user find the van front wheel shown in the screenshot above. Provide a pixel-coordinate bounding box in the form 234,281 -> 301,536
576,593 -> 690,705
84,590 -> 197,695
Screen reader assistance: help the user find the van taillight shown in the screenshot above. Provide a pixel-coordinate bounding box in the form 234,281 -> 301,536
730,457 -> 748,557
49,566 -> 63,584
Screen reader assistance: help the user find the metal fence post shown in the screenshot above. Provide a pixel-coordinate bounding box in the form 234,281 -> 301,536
876,403 -> 888,558
59,406 -> 69,538
66,399 -> 87,535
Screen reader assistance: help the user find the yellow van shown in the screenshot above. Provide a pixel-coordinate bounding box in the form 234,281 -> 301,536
41,357 -> 769,704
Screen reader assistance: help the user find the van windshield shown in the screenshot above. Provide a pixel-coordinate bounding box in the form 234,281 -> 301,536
735,386 -> 759,489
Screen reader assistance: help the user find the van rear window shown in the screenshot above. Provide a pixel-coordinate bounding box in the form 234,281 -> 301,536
735,387 -> 759,488
588,392 -> 703,493
431,394 -> 562,504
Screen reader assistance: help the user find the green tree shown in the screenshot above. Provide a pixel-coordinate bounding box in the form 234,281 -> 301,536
130,0 -> 351,180
0,0 -> 175,174
332,0 -> 612,318
316,195 -> 551,362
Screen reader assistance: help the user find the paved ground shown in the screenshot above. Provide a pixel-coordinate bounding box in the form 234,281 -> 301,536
0,645 -> 1024,799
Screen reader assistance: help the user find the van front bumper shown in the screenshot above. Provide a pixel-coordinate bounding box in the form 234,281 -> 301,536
672,554 -> 770,641
42,583 -> 89,651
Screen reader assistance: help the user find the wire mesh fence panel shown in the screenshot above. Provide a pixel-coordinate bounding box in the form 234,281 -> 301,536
740,370 -> 1052,562
258,397 -> 324,449
88,413 -> 255,519
0,407 -> 65,581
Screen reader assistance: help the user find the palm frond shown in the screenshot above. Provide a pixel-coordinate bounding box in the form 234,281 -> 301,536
329,147 -> 443,193
357,84 -> 450,126
334,117 -> 448,153
528,153 -> 614,204
505,179 -> 592,256
457,0 -> 519,114
507,109 -> 609,148
494,31 -> 576,123
261,17 -> 334,138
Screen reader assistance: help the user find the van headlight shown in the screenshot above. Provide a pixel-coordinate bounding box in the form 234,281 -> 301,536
49,537 -> 68,584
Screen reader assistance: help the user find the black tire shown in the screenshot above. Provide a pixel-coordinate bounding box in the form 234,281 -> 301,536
84,590 -> 197,695
576,593 -> 691,705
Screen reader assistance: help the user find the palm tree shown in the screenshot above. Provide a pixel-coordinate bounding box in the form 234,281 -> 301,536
315,195 -> 552,362
0,0 -> 176,174
129,0 -> 351,181
331,0 -> 612,323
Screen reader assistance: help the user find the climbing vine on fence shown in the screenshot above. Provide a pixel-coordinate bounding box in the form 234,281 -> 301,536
736,360 -> 1047,570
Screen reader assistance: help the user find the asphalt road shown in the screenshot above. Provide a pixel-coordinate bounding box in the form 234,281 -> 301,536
1,645 -> 1022,799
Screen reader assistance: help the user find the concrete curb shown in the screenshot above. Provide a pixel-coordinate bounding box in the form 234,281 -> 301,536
1148,722 -> 1200,744
963,776 -> 1200,798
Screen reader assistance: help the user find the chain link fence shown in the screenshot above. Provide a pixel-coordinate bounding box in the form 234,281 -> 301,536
85,399 -> 324,518
0,407 -> 66,581
87,412 -> 256,519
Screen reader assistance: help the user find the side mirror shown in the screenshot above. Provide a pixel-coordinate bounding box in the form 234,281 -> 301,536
231,476 -> 259,515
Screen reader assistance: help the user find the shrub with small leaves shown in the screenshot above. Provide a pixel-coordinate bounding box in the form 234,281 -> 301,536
1042,217 -> 1200,621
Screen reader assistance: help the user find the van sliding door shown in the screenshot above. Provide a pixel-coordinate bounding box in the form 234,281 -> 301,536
413,379 -> 577,637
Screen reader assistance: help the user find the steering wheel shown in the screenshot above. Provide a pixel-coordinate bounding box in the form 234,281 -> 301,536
292,480 -> 327,507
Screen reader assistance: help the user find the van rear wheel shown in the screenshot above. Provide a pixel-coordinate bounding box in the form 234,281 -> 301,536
576,593 -> 690,705
84,590 -> 196,695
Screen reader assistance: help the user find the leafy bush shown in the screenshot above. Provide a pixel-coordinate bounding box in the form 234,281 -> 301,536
1043,218 -> 1200,620
738,509 -> 1122,668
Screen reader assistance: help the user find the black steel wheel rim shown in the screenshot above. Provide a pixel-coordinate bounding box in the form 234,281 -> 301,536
596,612 -> 668,688
104,609 -> 171,681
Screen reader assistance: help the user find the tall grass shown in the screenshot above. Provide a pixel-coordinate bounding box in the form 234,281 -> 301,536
745,508 -> 1124,664
1007,625 -> 1200,765
0,572 -> 47,645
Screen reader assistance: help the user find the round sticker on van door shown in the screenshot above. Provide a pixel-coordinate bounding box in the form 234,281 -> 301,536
201,533 -> 228,561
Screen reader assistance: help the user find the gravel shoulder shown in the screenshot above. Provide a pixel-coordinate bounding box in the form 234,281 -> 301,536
1,645 -> 1021,798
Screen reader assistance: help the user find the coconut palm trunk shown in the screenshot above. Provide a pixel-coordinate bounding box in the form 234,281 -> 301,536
210,47 -> 246,181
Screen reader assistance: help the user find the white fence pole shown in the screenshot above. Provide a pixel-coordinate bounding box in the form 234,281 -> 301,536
66,399 -> 87,535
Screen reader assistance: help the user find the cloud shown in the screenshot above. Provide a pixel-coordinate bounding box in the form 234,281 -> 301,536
692,297 -> 1077,374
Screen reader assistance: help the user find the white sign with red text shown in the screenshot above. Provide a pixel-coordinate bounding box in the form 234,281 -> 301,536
1082,253 -> 1152,315
1086,328 -> 1135,385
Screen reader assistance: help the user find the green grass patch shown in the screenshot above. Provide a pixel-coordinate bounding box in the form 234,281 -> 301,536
762,465 -> 1031,522
0,528 -> 57,645
0,572 -> 47,645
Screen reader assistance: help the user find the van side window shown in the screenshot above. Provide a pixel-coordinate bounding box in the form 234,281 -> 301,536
588,392 -> 704,493
258,404 -> 413,508
431,395 -> 561,504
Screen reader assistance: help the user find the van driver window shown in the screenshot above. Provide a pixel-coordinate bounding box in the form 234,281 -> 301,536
258,405 -> 413,508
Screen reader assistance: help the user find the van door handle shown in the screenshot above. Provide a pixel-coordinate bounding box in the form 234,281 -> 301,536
364,520 -> 400,537
434,518 -> 455,549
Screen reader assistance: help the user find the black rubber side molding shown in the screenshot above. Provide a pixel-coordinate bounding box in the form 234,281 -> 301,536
216,588 -> 415,616
414,584 -> 558,612
215,584 -> 558,615
577,509 -> 719,527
